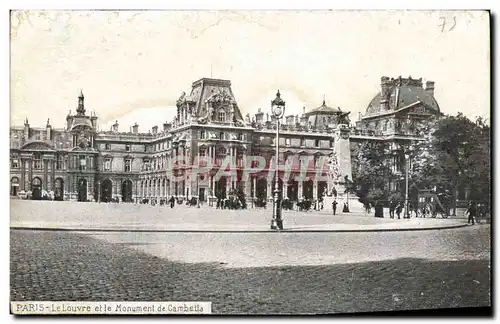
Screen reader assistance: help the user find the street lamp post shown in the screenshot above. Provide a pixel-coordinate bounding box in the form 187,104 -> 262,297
404,141 -> 414,218
405,153 -> 410,218
97,180 -> 101,203
271,90 -> 285,230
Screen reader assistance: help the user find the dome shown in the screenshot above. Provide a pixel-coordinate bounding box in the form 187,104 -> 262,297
366,76 -> 440,115
70,117 -> 94,130
305,100 -> 350,127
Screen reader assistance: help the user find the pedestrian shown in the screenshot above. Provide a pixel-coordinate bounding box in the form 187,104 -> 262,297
396,202 -> 403,219
389,200 -> 396,219
343,202 -> 349,212
466,201 -> 476,225
332,200 -> 338,215
169,196 -> 175,209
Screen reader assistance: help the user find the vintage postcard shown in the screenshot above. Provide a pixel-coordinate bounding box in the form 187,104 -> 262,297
9,10 -> 491,316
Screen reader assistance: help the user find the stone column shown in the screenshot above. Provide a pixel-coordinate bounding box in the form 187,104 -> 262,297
225,176 -> 231,196
267,180 -> 272,199
50,159 -> 55,191
298,180 -> 303,199
313,180 -> 318,201
283,182 -> 288,199
210,175 -> 215,197
252,177 -> 256,199
20,158 -> 25,190
28,158 -> 33,190
43,159 -> 48,191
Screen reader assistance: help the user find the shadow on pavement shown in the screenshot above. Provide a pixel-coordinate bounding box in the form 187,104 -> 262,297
10,230 -> 491,315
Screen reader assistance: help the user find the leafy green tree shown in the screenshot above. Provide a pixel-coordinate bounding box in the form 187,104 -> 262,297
410,113 -> 490,215
351,141 -> 395,209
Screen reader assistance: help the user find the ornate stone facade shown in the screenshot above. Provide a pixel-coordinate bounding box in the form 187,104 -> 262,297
9,76 -> 441,206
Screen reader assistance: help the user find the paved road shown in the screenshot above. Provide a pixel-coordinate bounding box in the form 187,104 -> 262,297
10,200 -> 467,231
10,226 -> 490,314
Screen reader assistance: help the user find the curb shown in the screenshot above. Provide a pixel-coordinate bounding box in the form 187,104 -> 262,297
9,223 -> 470,234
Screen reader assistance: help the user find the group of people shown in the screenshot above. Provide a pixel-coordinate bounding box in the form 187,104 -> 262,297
465,201 -> 490,225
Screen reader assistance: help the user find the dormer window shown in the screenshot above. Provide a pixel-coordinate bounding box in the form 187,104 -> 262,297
218,109 -> 226,122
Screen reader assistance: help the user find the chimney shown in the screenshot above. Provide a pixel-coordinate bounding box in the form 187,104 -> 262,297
112,120 -> 119,132
132,123 -> 139,134
380,76 -> 391,111
300,114 -> 308,126
24,118 -> 30,139
163,122 -> 171,132
91,112 -> 98,129
425,81 -> 435,96
152,125 -> 158,135
255,108 -> 264,124
46,118 -> 52,140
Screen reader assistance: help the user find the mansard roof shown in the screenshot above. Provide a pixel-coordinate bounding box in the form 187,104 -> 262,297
366,76 -> 440,116
177,78 -> 244,121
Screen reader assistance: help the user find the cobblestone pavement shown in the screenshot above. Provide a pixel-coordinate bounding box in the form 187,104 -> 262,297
11,226 -> 490,314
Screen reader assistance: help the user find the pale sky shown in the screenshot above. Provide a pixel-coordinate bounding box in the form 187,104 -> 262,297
10,10 -> 490,132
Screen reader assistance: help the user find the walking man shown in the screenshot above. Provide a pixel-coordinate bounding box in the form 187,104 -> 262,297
389,200 -> 396,219
396,202 -> 403,219
332,200 -> 338,215
466,201 -> 476,225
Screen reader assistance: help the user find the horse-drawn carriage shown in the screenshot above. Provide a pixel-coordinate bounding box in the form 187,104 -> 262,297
415,189 -> 450,218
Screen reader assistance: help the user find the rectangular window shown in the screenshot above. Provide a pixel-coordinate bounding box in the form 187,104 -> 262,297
300,138 -> 306,147
56,155 -> 62,170
315,139 -> 320,147
285,138 -> 291,146
199,149 -> 206,157
125,144 -> 131,152
105,143 -> 111,150
237,133 -> 243,141
124,159 -> 131,172
34,155 -> 42,169
219,132 -> 224,140
11,158 -> 19,168
162,142 -> 165,150
200,130 -> 206,139
79,155 -> 86,171
104,158 -> 111,171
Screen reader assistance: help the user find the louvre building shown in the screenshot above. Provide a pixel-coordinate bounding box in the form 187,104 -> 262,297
10,76 -> 444,206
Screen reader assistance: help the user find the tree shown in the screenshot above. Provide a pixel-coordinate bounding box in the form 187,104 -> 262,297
351,141 -> 395,214
410,113 -> 490,215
